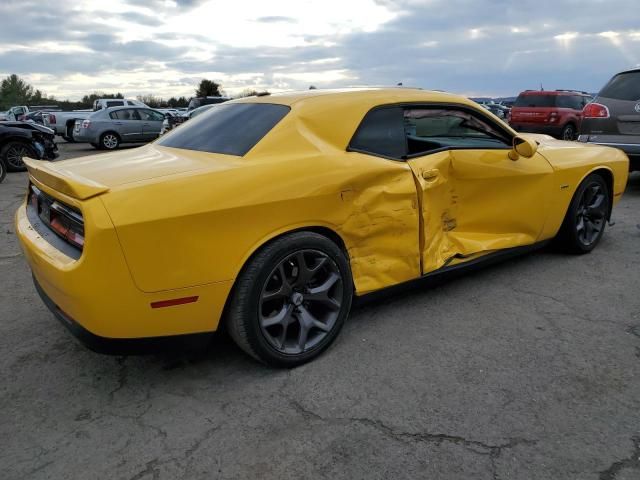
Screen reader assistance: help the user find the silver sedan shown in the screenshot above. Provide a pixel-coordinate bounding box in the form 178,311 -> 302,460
74,106 -> 165,149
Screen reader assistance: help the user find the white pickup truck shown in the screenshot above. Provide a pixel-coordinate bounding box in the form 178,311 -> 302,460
43,110 -> 92,141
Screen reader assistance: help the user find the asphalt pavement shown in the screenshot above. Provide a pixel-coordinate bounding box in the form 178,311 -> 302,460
1,141 -> 639,479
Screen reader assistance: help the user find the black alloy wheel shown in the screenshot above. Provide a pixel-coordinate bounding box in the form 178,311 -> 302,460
258,249 -> 344,355
1,141 -> 35,171
226,232 -> 353,367
557,173 -> 610,253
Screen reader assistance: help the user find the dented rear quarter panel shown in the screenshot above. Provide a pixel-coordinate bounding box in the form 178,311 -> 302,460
101,95 -> 424,294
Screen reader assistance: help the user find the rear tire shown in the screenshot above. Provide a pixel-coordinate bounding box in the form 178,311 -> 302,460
1,141 -> 36,172
64,124 -> 76,143
100,132 -> 120,150
226,232 -> 353,368
556,173 -> 610,253
561,123 -> 576,141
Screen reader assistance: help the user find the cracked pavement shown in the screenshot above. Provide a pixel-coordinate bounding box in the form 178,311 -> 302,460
1,142 -> 639,479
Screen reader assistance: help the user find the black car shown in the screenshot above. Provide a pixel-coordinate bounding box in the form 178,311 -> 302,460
0,121 -> 58,173
578,68 -> 640,171
23,110 -> 46,125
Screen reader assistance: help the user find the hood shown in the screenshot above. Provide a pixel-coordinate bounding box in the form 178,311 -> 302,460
25,144 -> 245,199
1,121 -> 55,136
519,133 -> 610,168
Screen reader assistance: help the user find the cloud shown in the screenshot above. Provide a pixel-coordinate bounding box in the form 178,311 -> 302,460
255,16 -> 297,23
0,0 -> 638,99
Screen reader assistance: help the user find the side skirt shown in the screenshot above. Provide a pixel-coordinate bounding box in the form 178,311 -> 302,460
355,241 -> 550,306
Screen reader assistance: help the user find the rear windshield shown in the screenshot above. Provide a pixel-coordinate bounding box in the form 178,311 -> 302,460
514,94 -> 556,108
157,103 -> 290,156
599,71 -> 640,101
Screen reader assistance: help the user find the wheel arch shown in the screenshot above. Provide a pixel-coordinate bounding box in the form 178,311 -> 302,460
219,223 -> 353,336
234,224 -> 350,281
584,166 -> 614,220
100,130 -> 121,140
1,135 -> 34,149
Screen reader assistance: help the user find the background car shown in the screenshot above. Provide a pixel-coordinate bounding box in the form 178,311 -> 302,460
23,111 -> 46,125
73,106 -> 166,149
0,121 -> 58,171
160,104 -> 215,135
481,102 -> 510,119
578,67 -> 640,171
509,90 -> 592,140
16,89 -> 628,368
92,98 -> 148,111
187,96 -> 230,110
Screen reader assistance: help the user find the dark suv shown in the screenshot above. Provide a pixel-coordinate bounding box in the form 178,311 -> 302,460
578,68 -> 640,171
509,90 -> 592,140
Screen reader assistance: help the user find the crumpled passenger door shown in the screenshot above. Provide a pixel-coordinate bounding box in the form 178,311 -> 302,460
407,148 -> 555,275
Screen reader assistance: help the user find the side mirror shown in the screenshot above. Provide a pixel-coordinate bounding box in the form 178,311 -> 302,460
508,135 -> 538,160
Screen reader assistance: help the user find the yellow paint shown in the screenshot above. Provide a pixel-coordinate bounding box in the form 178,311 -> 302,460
15,88 -> 630,339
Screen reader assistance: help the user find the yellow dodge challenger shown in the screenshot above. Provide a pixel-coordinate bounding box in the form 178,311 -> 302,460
15,88 -> 629,367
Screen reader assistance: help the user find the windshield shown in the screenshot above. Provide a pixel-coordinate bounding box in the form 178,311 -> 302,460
157,103 -> 290,156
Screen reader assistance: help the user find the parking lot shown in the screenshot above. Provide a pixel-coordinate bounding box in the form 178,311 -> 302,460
1,141 -> 639,479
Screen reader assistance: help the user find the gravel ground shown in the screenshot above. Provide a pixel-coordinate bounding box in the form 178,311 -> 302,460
1,141 -> 639,480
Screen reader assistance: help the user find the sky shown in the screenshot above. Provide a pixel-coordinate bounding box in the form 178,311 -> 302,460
1,0 -> 638,100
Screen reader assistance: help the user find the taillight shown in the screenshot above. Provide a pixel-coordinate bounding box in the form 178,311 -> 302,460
82,119 -> 91,129
48,114 -> 56,124
28,184 -> 85,251
583,102 -> 610,118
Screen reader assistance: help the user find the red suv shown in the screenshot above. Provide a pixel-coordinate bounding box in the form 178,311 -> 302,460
509,90 -> 592,140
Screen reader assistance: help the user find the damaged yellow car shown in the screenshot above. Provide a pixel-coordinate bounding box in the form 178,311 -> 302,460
16,88 -> 629,367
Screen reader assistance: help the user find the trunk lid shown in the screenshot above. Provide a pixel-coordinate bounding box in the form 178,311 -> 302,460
25,145 -> 243,199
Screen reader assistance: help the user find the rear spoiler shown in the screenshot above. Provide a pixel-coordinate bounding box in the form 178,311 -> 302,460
23,158 -> 109,200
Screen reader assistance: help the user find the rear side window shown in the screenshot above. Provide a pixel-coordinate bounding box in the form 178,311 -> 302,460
556,95 -> 584,109
514,94 -> 556,108
138,109 -> 164,121
157,103 -> 290,156
599,71 -> 640,101
349,107 -> 406,159
110,109 -> 140,120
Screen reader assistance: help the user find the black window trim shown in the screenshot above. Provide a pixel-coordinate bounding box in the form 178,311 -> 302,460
347,102 -> 514,162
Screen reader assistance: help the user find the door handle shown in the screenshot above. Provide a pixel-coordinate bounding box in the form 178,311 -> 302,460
421,169 -> 439,181
113,122 -> 123,125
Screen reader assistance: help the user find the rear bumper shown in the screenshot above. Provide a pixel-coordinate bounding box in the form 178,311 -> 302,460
15,194 -> 234,344
33,276 -> 213,355
73,131 -> 97,143
509,123 -> 564,137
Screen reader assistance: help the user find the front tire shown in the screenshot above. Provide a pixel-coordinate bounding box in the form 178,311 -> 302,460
1,141 -> 36,172
226,232 -> 353,368
0,157 -> 6,183
557,173 -> 610,253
